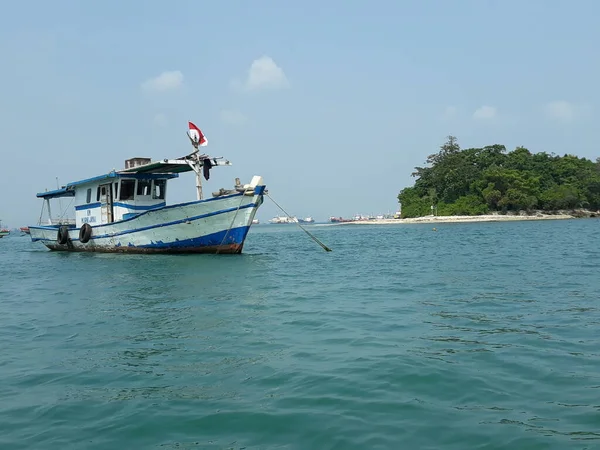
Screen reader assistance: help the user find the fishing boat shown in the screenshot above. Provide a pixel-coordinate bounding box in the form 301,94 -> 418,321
298,217 -> 315,224
0,220 -> 9,238
28,122 -> 266,254
20,227 -> 30,235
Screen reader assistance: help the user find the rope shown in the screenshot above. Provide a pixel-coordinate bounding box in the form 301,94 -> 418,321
38,200 -> 45,226
266,193 -> 332,252
215,191 -> 248,254
58,198 -> 74,222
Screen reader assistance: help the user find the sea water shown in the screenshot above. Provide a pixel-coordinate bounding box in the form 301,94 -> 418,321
0,219 -> 599,449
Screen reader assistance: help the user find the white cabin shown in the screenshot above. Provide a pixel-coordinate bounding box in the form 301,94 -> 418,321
38,157 -> 179,227
75,157 -> 178,226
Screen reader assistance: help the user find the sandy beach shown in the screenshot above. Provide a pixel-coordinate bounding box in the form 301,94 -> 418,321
342,213 -> 578,225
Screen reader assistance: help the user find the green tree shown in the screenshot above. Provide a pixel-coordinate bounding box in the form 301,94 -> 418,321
397,137 -> 599,217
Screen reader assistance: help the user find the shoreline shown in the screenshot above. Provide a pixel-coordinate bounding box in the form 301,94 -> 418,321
340,212 -> 588,225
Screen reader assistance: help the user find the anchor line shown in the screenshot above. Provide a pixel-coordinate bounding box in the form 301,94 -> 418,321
215,192 -> 248,254
265,193 -> 332,252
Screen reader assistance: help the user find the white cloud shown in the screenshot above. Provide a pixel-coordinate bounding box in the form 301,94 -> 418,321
153,113 -> 167,127
141,71 -> 183,92
544,101 -> 575,121
234,56 -> 289,92
220,109 -> 247,125
473,105 -> 497,120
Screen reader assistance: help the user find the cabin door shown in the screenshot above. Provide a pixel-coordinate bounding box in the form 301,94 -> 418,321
99,183 -> 114,224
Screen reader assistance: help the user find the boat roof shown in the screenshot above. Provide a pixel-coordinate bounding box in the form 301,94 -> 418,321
36,165 -> 180,200
36,153 -> 231,200
118,155 -> 231,175
119,159 -> 198,175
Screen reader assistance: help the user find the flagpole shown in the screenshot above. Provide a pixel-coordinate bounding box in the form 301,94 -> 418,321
187,122 -> 207,200
195,154 -> 203,200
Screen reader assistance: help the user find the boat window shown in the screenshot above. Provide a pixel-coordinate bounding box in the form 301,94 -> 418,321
153,179 -> 166,199
114,182 -> 119,200
120,180 -> 136,200
96,187 -> 101,201
86,188 -> 92,204
137,179 -> 152,197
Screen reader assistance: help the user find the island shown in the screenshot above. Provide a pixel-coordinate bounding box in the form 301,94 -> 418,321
345,136 -> 599,225
393,136 -> 600,221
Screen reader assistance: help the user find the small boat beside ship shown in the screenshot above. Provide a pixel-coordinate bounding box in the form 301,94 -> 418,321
20,227 -> 30,235
28,121 -> 266,254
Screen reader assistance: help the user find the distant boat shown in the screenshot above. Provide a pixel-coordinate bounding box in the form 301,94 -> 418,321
252,219 -> 259,224
20,227 -> 30,235
28,121 -> 266,254
329,216 -> 353,223
268,216 -> 298,224
298,217 -> 315,223
0,220 -> 9,238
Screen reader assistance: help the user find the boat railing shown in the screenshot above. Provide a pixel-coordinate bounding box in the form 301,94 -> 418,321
48,218 -> 76,226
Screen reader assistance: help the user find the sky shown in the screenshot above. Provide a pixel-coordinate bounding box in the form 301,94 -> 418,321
1,0 -> 599,227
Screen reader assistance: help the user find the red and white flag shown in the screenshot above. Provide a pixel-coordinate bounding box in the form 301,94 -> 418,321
187,121 -> 208,148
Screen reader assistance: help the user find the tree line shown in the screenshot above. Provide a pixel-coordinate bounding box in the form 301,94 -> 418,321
397,136 -> 600,218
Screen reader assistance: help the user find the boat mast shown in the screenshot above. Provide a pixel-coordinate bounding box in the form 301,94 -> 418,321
196,176 -> 203,200
195,154 -> 203,200
185,121 -> 208,201
183,152 -> 204,201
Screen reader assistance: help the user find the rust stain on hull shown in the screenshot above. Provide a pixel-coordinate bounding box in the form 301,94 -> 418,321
45,242 -> 244,254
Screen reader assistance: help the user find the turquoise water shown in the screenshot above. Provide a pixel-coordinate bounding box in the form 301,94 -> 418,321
1,219 -> 599,449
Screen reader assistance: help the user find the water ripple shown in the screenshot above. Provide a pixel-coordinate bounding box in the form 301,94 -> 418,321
0,220 -> 599,449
